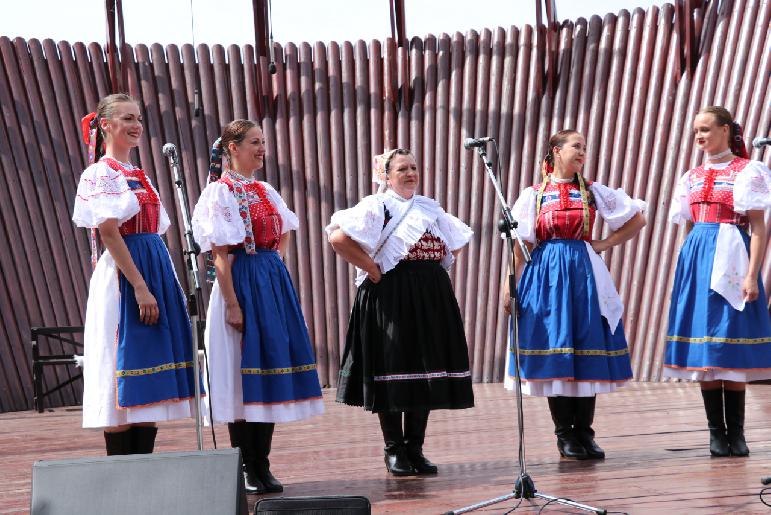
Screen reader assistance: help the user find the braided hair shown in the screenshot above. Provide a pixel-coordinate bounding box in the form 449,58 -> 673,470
697,106 -> 749,159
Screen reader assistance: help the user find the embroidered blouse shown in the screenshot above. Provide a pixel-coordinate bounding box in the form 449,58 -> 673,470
72,158 -> 171,235
326,189 -> 473,286
511,180 -> 646,245
192,178 -> 299,253
668,159 -> 771,311
669,158 -> 771,226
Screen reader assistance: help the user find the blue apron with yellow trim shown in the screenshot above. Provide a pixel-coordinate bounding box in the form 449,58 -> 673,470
664,223 -> 771,370
512,239 -> 633,382
231,248 -> 322,404
117,234 -> 200,407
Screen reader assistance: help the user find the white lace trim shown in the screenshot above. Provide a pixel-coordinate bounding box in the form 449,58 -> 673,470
327,191 -> 473,286
261,182 -> 300,233
192,182 -> 246,252
734,160 -> 771,214
72,161 -> 140,229
668,171 -> 692,225
510,187 -> 537,243
590,183 -> 647,231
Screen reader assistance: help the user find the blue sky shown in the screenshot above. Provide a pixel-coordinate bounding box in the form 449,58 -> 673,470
6,0 -> 666,47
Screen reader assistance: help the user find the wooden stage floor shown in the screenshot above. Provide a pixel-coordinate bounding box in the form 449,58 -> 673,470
2,382 -> 770,514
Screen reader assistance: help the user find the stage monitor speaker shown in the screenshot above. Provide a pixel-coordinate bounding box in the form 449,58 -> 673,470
31,448 -> 248,515
255,495 -> 371,514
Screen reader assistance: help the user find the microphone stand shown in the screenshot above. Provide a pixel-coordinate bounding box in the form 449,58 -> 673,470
164,145 -> 204,451
445,143 -> 606,515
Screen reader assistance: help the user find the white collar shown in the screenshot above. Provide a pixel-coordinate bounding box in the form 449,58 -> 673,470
385,189 -> 415,202
550,174 -> 574,184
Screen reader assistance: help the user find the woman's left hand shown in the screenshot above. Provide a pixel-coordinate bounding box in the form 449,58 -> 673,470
742,275 -> 759,303
591,240 -> 608,254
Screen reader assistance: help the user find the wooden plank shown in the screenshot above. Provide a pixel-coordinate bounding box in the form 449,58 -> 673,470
2,383 -> 771,513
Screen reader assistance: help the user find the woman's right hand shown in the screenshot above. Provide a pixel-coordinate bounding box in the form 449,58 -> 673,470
502,290 -> 511,315
368,265 -> 382,284
135,285 -> 159,325
226,302 -> 244,332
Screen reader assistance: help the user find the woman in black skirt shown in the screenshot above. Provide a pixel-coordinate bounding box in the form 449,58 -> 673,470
326,148 -> 474,476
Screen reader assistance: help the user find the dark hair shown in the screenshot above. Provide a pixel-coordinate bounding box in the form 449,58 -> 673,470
543,129 -> 581,173
383,148 -> 413,175
221,119 -> 259,158
94,93 -> 138,161
697,106 -> 749,159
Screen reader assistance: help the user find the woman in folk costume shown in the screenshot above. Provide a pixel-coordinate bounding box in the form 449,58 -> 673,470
663,106 -> 771,457
72,93 -> 200,455
327,149 -> 474,476
503,130 -> 646,460
192,120 -> 323,494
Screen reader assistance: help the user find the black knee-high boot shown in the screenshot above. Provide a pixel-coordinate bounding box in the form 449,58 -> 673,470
724,389 -> 749,457
404,410 -> 437,474
251,422 -> 283,493
104,429 -> 132,456
377,412 -> 415,476
701,388 -> 730,457
130,426 -> 158,454
573,397 -> 605,459
228,421 -> 264,494
547,397 -> 587,459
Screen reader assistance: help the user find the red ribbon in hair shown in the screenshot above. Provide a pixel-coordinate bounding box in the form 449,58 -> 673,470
81,113 -> 97,145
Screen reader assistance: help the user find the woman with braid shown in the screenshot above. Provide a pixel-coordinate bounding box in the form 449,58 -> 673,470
73,93 -> 200,455
502,130 -> 646,460
663,106 -> 771,457
192,120 -> 323,494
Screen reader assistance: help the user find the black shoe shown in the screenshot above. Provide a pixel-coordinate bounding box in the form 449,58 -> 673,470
404,410 -> 436,474
701,389 -> 730,457
406,449 -> 438,475
556,434 -> 588,460
130,426 -> 158,454
724,389 -> 749,457
384,447 -> 417,476
104,429 -> 132,456
243,462 -> 267,494
548,397 -> 588,460
378,412 -> 416,475
256,468 -> 284,493
251,422 -> 284,492
573,397 -> 605,460
228,422 -> 265,494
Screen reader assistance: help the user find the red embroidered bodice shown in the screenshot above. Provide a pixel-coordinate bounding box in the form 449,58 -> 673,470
687,158 -> 750,226
405,232 -> 447,262
220,177 -> 283,250
102,158 -> 160,235
534,181 -> 596,242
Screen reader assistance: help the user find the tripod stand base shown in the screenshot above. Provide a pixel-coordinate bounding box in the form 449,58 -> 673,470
515,472 -> 536,498
446,474 -> 608,514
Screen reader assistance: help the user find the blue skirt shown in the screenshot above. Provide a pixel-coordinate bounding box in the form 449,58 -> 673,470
231,248 -> 322,405
117,234 -> 200,408
512,239 -> 633,383
664,223 -> 771,371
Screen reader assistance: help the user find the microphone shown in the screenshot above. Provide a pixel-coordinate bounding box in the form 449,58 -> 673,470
464,136 -> 495,149
162,143 -> 180,169
268,37 -> 277,74
162,142 -> 177,157
752,137 -> 771,148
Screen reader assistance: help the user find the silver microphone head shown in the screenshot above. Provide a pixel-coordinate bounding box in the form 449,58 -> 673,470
162,143 -> 177,157
752,137 -> 771,149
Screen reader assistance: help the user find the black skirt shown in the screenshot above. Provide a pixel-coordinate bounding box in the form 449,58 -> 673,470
336,260 -> 475,412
